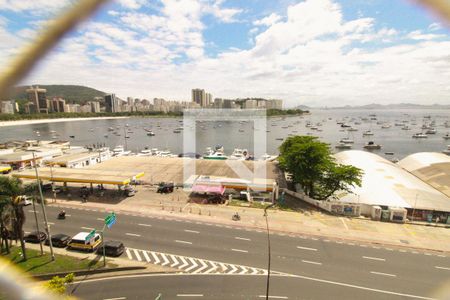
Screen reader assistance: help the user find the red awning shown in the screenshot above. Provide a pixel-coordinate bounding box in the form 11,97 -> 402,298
192,184 -> 225,195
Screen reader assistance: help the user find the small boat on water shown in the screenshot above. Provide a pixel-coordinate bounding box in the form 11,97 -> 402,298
401,125 -> 411,130
69,135 -> 75,138
443,133 -> 450,140
425,129 -> 436,134
112,145 -> 131,156
203,146 -> 228,160
335,142 -> 352,149
229,148 -> 249,160
412,133 -> 427,138
340,138 -> 354,144
259,154 -> 278,161
347,127 -> 358,132
362,130 -> 374,136
381,124 -> 391,129
147,131 -> 155,136
363,141 -> 382,150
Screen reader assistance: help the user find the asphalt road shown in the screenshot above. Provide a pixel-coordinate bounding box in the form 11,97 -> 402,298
24,205 -> 450,299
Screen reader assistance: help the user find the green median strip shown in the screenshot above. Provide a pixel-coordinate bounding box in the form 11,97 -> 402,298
2,246 -> 115,275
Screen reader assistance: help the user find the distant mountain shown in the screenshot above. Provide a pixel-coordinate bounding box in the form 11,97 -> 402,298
11,85 -> 107,104
294,105 -> 310,110
323,103 -> 450,109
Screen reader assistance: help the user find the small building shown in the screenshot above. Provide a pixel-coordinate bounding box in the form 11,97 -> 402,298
47,148 -> 111,168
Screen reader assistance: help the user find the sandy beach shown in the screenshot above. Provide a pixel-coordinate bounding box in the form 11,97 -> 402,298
0,116 -> 130,127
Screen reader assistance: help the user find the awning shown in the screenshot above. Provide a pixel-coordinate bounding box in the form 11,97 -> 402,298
192,184 -> 225,195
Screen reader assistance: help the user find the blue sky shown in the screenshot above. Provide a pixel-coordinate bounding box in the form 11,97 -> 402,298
0,0 -> 449,107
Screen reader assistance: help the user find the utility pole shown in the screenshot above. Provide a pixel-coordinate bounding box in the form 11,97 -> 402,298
32,152 -> 55,261
31,196 -> 43,255
263,203 -> 275,300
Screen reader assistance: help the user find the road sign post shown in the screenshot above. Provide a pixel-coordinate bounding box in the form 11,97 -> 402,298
102,212 -> 116,267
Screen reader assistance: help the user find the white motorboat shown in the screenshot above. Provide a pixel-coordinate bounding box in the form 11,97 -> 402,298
425,128 -> 436,134
363,141 -> 382,150
137,149 -> 153,156
443,133 -> 450,140
340,138 -> 354,144
203,146 -> 228,160
147,130 -> 155,136
362,130 -> 374,136
412,133 -> 427,138
335,143 -> 352,149
229,148 -> 249,160
381,124 -> 391,129
259,154 -> 278,161
112,145 -> 131,156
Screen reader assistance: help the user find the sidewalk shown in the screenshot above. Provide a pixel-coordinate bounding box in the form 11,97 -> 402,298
47,186 -> 450,253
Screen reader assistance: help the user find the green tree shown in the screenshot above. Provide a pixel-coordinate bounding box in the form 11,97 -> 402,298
279,136 -> 363,200
0,177 -> 28,259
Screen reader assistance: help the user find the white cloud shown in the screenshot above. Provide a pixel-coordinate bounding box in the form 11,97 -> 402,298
407,30 -> 444,40
205,0 -> 242,23
3,0 -> 450,107
253,13 -> 281,27
0,0 -> 72,14
116,0 -> 146,10
428,22 -> 441,31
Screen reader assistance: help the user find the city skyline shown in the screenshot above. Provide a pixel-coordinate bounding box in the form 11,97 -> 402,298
1,0 -> 450,107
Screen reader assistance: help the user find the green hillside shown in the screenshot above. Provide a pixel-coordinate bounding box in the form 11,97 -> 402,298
11,85 -> 107,104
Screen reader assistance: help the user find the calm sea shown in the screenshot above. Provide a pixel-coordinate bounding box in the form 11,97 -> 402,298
1,109 -> 449,160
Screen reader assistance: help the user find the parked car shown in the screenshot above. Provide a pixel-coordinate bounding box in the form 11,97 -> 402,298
41,183 -> 53,191
96,240 -> 125,257
45,233 -> 71,248
157,182 -> 174,194
67,232 -> 102,252
24,231 -> 47,243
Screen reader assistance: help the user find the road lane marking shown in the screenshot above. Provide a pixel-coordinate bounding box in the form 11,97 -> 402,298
435,266 -> 450,270
258,296 -> 288,299
133,249 -> 142,262
138,223 -> 152,227
231,248 -> 248,253
103,297 -> 126,300
297,246 -> 317,251
151,252 -> 160,264
143,251 -> 150,263
340,217 -> 349,230
184,230 -> 200,234
125,249 -> 132,260
301,260 -> 322,265
370,271 -> 396,277
126,233 -> 141,237
235,237 -> 251,241
175,240 -> 193,245
363,256 -> 386,261
96,218 -> 104,221
81,227 -> 94,230
177,294 -> 203,297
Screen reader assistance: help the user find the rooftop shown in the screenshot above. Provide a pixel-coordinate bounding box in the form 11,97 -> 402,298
334,150 -> 450,212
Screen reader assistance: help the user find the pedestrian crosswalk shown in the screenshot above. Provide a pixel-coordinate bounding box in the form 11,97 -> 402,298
125,247 -> 287,276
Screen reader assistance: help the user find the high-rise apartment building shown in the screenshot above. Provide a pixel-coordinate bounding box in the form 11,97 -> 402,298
90,101 -> 101,113
26,86 -> 48,113
192,89 -> 206,106
105,94 -> 118,113
0,101 -> 14,114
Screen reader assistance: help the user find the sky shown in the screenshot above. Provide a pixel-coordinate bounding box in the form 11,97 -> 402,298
0,0 -> 450,107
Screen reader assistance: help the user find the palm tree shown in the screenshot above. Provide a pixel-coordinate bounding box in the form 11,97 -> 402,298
0,176 -> 27,260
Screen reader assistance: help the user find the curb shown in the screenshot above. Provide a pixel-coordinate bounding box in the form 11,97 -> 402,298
34,266 -> 146,281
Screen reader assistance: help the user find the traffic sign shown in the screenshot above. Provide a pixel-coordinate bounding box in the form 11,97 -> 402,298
85,229 -> 96,243
105,212 -> 116,229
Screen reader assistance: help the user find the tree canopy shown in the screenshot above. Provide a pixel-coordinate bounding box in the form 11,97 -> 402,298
279,136 -> 363,200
